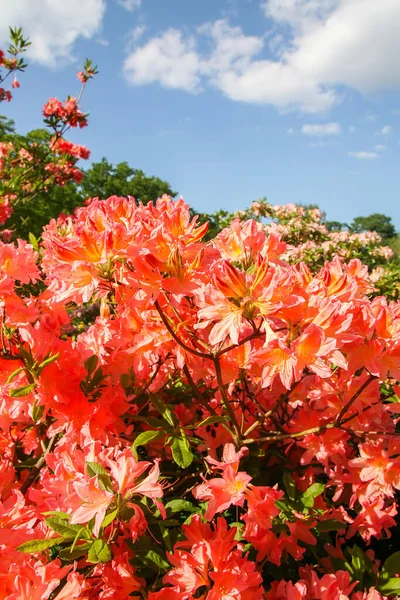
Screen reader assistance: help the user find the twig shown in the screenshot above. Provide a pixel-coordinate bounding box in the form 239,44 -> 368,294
183,363 -> 236,439
213,356 -> 242,445
335,374 -> 376,425
215,329 -> 263,357
20,434 -> 57,494
154,299 -> 210,360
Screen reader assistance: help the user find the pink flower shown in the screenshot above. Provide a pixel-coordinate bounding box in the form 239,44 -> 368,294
69,476 -> 113,537
107,449 -> 163,499
193,465 -> 252,521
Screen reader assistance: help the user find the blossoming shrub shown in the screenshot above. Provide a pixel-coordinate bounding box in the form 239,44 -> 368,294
0,194 -> 400,599
202,200 -> 400,301
0,28 -> 96,229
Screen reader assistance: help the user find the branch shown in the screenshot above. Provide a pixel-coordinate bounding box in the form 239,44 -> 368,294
154,299 -> 211,360
335,374 -> 376,425
213,356 -> 242,445
183,363 -> 236,440
244,376 -> 379,445
215,329 -> 263,357
20,434 -> 57,494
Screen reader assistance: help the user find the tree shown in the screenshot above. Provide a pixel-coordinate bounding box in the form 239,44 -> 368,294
325,220 -> 348,232
2,127 -> 83,239
0,115 -> 15,137
1,49 -> 97,229
6,180 -> 82,239
4,143 -> 177,239
350,213 -> 396,240
79,158 -> 176,204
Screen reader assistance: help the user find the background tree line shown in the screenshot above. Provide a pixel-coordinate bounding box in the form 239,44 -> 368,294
1,114 -> 398,257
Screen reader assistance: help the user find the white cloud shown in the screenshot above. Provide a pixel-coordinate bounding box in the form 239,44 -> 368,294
287,127 -> 295,134
348,125 -> 356,133
123,0 -> 400,112
123,21 -> 263,94
349,151 -> 379,159
376,125 -> 392,136
126,26 -> 146,51
123,28 -> 201,92
262,0 -> 338,33
359,114 -> 377,123
375,144 -> 386,151
198,20 -> 263,77
117,0 -> 141,10
96,38 -> 110,47
301,122 -> 341,135
0,0 -> 105,66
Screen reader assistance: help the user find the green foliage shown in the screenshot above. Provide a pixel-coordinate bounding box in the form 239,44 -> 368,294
171,434 -> 194,468
300,483 -> 325,508
2,125 -> 83,238
0,115 -> 16,137
350,213 -> 397,240
371,263 -> 400,301
17,538 -> 63,553
325,220 -> 348,232
6,181 -> 81,240
79,158 -> 176,204
4,150 -> 177,239
87,539 -> 112,564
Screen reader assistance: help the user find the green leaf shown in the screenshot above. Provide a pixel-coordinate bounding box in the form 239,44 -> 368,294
86,462 -> 113,492
316,519 -> 346,532
91,366 -> 104,388
86,461 -> 108,477
131,416 -> 167,428
283,472 -> 297,501
6,367 -> 29,384
38,353 -> 59,370
381,551 -> 400,579
301,483 -> 325,508
87,539 -> 112,564
45,517 -> 91,539
84,355 -> 99,375
194,415 -> 229,428
165,499 -> 197,514
42,511 -> 71,520
345,545 -> 371,588
139,549 -> 170,572
349,545 -> 366,573
159,525 -> 173,553
9,383 -> 35,397
131,430 -> 164,455
230,521 -> 244,541
101,508 -> 118,529
17,537 -> 63,553
150,394 -> 176,427
32,401 -> 44,423
58,542 -> 92,561
275,499 -> 290,513
171,435 -> 193,468
379,578 -> 400,595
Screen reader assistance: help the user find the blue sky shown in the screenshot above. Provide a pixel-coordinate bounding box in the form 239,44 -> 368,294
2,0 -> 400,228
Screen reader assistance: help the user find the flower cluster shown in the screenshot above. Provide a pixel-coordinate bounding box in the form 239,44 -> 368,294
249,200 -> 394,270
43,97 -> 88,129
0,194 -> 399,598
0,42 -> 96,226
0,28 -> 29,104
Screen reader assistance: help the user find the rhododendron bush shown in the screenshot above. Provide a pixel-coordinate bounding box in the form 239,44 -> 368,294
0,28 -> 96,230
200,199 -> 400,301
0,193 -> 400,599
